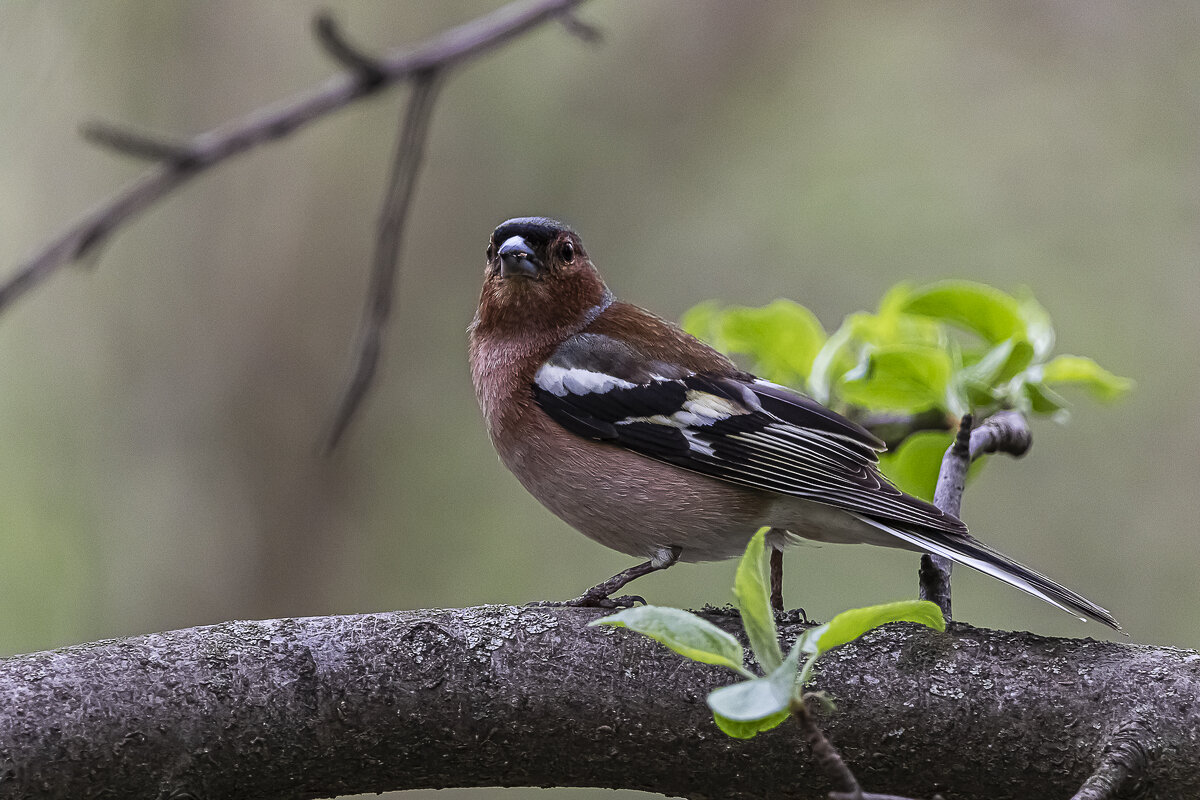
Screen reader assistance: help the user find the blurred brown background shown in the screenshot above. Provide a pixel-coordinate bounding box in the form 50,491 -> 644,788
0,2 -> 1196,798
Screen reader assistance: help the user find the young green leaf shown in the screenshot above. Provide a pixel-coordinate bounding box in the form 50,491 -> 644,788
713,709 -> 790,739
1016,289 -> 1056,360
718,300 -> 826,385
679,300 -> 721,344
805,600 -> 946,657
960,338 -> 1035,390
807,321 -> 857,404
878,430 -> 986,503
589,606 -> 747,674
877,431 -> 952,502
733,528 -> 783,672
1039,355 -> 1134,402
681,300 -> 827,385
706,644 -> 800,728
837,345 -> 953,413
876,281 -> 913,317
1023,381 -> 1070,415
959,339 -> 1016,389
902,281 -> 1025,344
849,308 -> 945,350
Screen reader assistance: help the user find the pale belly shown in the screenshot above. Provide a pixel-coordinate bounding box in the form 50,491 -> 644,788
496,417 -> 770,562
495,411 -> 902,562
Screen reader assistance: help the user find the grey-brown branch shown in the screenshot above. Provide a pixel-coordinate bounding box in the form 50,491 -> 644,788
0,605 -> 1191,800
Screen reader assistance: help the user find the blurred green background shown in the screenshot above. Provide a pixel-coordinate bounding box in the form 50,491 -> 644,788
0,1 -> 1196,797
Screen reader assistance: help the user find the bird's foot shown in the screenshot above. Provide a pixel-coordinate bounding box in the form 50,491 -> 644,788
528,593 -> 646,610
774,607 -> 810,625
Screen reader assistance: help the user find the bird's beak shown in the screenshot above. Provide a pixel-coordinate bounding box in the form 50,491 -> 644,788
498,236 -> 542,279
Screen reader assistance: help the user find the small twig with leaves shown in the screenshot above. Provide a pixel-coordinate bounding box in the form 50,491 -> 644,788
683,284 -> 1130,624
593,529 -> 945,800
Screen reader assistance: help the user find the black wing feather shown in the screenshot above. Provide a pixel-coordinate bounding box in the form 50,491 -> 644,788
532,342 -> 965,536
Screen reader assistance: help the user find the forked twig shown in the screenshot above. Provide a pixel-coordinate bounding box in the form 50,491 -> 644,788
0,0 -> 592,418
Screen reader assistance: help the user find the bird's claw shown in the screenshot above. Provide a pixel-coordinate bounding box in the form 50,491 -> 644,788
603,594 -> 646,608
774,607 -> 811,625
527,593 -> 646,609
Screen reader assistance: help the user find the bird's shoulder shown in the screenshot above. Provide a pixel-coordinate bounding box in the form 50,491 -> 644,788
577,301 -> 744,378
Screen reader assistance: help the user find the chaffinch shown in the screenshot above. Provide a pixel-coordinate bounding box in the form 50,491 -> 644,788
469,216 -> 1118,630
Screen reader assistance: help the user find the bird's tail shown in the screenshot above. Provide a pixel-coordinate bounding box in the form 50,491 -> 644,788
855,515 -> 1121,631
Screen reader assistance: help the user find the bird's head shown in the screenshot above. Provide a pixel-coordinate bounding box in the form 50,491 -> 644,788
473,216 -> 610,337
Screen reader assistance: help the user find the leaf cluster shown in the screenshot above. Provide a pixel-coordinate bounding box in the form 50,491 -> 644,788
591,530 -> 945,739
682,281 -> 1132,500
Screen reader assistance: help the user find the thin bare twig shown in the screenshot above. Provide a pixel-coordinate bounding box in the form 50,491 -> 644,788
559,11 -> 603,42
856,409 -> 954,450
0,0 -> 590,314
968,409 -> 1032,459
80,122 -> 198,165
790,695 -> 861,797
313,12 -> 387,86
323,72 -> 442,452
791,695 -> 930,800
919,410 -> 1033,618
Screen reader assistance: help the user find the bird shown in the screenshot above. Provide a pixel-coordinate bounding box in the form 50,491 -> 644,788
468,216 -> 1119,630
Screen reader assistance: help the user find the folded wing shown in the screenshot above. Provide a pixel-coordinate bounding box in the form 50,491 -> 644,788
532,332 -> 966,536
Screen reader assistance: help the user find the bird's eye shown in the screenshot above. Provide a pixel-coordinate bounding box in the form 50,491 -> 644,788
560,241 -> 575,263
486,243 -> 495,261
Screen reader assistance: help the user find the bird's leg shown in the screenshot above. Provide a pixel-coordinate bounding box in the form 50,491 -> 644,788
768,537 -> 809,624
533,546 -> 681,609
770,546 -> 785,612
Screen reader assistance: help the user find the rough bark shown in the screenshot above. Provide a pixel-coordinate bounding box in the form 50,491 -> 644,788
0,606 -> 1195,800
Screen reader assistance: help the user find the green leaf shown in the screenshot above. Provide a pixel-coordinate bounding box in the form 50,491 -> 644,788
706,644 -> 800,730
796,623 -> 829,656
849,308 -> 945,349
961,338 -> 1035,388
680,300 -> 721,344
718,300 -> 826,385
877,431 -> 953,502
878,430 -> 987,503
953,338 -> 1034,413
683,300 -> 826,385
1016,289 -> 1056,360
1039,355 -> 1134,402
807,320 -> 858,404
902,281 -> 1025,344
837,345 -> 953,413
589,606 -> 747,673
806,600 -> 945,656
877,282 -> 913,317
713,709 -> 790,739
961,339 -> 1016,388
733,528 -> 783,672
1023,381 -> 1070,415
